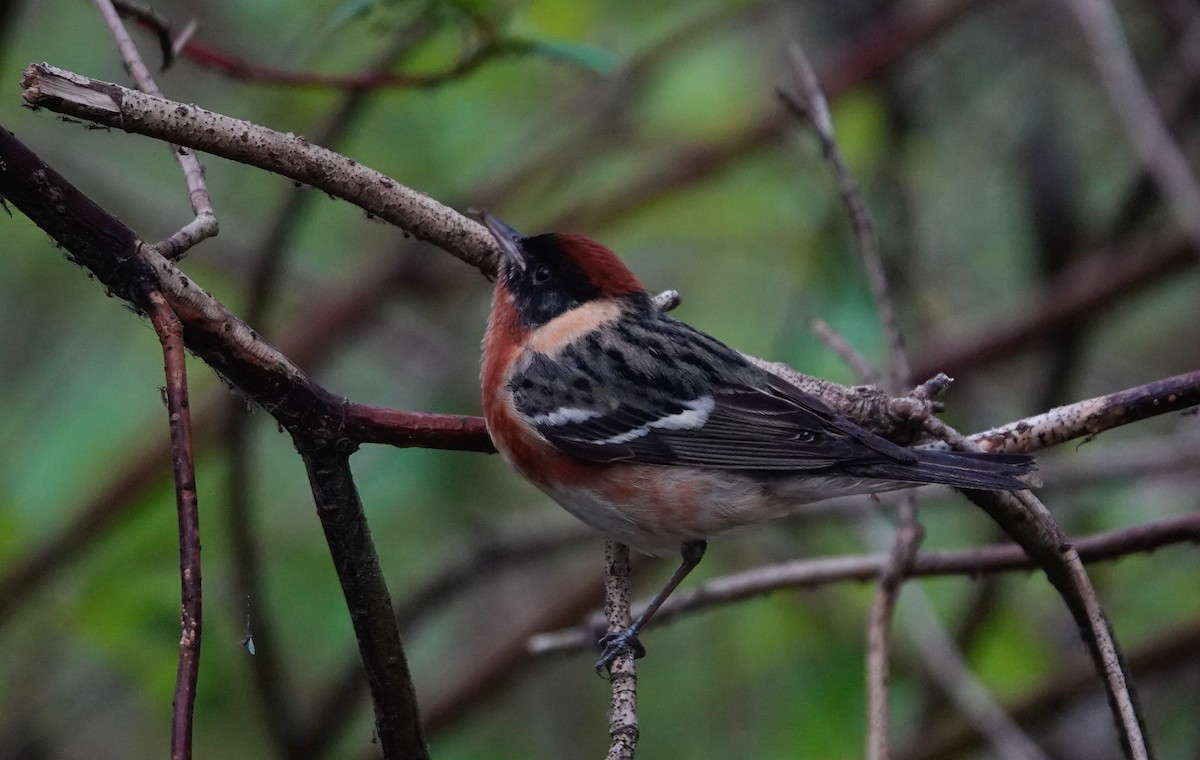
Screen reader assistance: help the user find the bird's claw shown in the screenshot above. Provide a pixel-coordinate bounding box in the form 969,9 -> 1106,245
594,629 -> 646,675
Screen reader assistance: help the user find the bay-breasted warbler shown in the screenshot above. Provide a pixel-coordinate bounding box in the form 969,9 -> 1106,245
479,215 -> 1033,671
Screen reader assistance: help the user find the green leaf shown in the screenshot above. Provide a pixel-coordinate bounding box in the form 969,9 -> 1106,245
511,36 -> 618,73
327,0 -> 383,27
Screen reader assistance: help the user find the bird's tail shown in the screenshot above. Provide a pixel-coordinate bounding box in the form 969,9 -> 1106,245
847,449 -> 1036,492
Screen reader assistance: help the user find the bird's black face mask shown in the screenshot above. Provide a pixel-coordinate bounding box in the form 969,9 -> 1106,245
502,234 -> 602,329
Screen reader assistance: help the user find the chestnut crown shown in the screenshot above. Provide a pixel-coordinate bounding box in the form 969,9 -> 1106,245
485,216 -> 644,328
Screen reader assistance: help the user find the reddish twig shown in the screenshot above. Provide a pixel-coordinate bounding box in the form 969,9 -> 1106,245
144,289 -> 202,760
178,35 -> 509,92
114,0 -> 528,91
0,125 -> 427,759
344,404 -> 494,451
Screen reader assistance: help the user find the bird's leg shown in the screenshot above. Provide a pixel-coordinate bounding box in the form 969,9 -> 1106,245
595,539 -> 708,674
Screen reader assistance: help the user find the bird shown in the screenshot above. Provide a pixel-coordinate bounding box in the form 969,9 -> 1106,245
478,214 -> 1034,672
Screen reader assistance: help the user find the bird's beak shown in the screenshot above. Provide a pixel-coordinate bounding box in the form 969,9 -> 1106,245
481,214 -> 527,273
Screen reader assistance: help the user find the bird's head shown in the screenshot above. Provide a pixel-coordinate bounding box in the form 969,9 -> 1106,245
482,215 -> 644,329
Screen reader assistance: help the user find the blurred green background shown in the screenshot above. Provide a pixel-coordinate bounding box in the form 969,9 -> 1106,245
1,0 -> 1198,758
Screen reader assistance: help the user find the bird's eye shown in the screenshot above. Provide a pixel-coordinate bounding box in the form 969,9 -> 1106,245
532,264 -> 552,285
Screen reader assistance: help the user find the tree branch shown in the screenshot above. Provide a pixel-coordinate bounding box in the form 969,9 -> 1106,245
92,0 -> 217,258
21,63 -> 496,274
144,289 -> 202,760
298,446 -> 428,760
0,124 -> 427,759
528,512 -> 1200,656
926,419 -> 1151,759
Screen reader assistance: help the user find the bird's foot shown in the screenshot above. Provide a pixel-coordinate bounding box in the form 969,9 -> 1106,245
594,629 -> 646,675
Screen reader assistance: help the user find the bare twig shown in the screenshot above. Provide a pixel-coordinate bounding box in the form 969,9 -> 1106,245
527,512 -> 1200,656
20,63 -> 496,274
222,27 -> 441,754
925,420 -> 1151,759
783,37 -> 922,760
962,368 -> 1200,454
144,289 -> 202,760
1062,0 -> 1200,258
809,318 -> 884,386
899,617 -> 1200,760
782,42 -> 911,388
91,0 -> 217,258
297,517 -> 592,756
0,125 -> 427,760
603,540 -> 639,760
865,497 -> 923,760
299,446 -> 428,760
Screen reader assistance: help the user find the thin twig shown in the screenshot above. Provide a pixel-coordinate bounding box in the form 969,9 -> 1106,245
782,42 -> 911,388
144,289 -> 202,760
527,512 -> 1200,656
865,496 -> 923,760
1062,0 -> 1200,259
898,617 -> 1200,760
91,0 -> 217,258
809,318 -> 884,386
958,368 -> 1200,454
898,582 -> 1052,760
603,540 -> 639,760
783,37 -> 921,760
